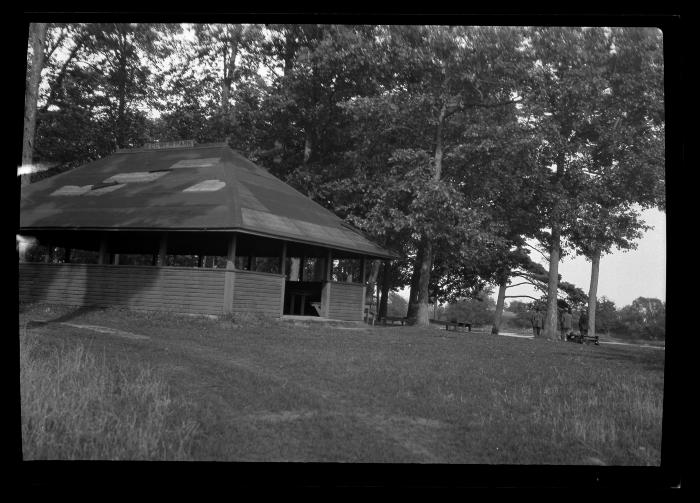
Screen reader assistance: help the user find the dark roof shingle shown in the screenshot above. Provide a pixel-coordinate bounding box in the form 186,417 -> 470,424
19,143 -> 393,258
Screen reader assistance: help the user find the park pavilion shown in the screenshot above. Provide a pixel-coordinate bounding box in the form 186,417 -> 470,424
18,141 -> 394,320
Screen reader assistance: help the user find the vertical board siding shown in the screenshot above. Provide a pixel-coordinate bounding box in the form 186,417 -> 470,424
327,281 -> 365,321
231,270 -> 284,316
19,263 -> 226,315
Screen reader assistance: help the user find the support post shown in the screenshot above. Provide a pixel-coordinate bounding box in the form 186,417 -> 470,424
361,284 -> 367,321
359,256 -> 367,284
280,241 -> 287,277
280,242 -> 287,316
157,233 -> 167,266
325,250 -> 333,282
197,255 -> 203,268
63,247 -> 72,264
44,243 -> 51,263
223,233 -> 237,314
321,249 -> 333,318
113,253 -> 120,265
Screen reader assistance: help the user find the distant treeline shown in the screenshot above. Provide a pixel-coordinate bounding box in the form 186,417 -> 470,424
385,293 -> 665,340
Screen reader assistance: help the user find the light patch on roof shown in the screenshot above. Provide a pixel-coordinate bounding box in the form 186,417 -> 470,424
103,171 -> 168,184
51,185 -> 93,196
85,183 -> 126,196
183,180 -> 226,192
170,157 -> 221,169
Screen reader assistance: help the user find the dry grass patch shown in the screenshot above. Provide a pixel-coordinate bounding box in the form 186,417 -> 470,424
20,326 -> 198,460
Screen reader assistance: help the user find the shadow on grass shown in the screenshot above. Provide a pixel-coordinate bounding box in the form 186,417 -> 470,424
23,305 -> 106,328
578,345 -> 665,373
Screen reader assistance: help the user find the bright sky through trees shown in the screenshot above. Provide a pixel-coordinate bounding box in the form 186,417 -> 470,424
401,207 -> 665,309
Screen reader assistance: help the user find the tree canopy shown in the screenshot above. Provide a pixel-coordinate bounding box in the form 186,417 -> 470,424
23,23 -> 665,332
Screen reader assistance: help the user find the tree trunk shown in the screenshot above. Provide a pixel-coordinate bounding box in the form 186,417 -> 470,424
543,151 -> 566,340
42,38 -> 84,114
378,261 -> 391,320
222,25 -> 242,117
410,237 -> 432,327
312,257 -> 325,281
408,102 -> 446,326
116,49 -> 128,149
406,246 -> 424,320
366,259 -> 381,309
303,134 -> 312,164
491,278 -> 508,335
542,221 -> 561,340
587,246 -> 601,339
22,22 -> 48,187
368,259 -> 381,285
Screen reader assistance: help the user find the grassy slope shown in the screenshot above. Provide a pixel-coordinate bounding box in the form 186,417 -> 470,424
19,303 -> 664,464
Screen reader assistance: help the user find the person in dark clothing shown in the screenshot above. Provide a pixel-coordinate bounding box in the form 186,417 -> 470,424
531,309 -> 544,337
560,308 -> 573,341
578,309 -> 588,337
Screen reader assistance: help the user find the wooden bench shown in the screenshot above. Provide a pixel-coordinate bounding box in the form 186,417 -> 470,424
382,316 -> 407,326
568,332 -> 599,345
430,318 -> 472,332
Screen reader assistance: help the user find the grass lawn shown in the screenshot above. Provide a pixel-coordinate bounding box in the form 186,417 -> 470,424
19,303 -> 665,465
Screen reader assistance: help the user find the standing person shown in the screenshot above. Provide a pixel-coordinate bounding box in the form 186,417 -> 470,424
531,308 -> 544,337
560,308 -> 573,341
578,308 -> 588,337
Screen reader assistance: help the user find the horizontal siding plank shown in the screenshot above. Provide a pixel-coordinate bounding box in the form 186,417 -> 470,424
234,287 -> 282,292
23,293 -> 224,308
21,284 -> 224,298
20,286 -> 224,302
21,299 -> 223,316
234,291 -> 281,298
32,286 -> 225,297
21,286 -> 224,300
19,263 -> 247,316
234,283 -> 283,289
23,296 -> 223,314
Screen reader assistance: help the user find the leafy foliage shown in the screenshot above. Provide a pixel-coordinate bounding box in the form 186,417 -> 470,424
25,24 -> 664,329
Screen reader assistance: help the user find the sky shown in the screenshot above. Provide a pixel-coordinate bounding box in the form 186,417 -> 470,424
504,208 -> 666,308
399,207 -> 666,310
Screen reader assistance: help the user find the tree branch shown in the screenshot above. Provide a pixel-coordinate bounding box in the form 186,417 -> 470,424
445,97 -> 524,119
42,39 -> 85,113
45,28 -> 68,62
524,242 -> 550,262
505,281 -> 532,289
504,295 -> 541,301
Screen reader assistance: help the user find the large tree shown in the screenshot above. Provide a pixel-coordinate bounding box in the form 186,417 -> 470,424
340,26 -> 531,327
33,23 -> 181,171
523,27 -> 664,340
22,22 -> 48,187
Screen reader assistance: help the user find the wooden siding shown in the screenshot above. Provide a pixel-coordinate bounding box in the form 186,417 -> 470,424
327,281 -> 365,321
231,270 -> 284,316
19,263 -> 226,315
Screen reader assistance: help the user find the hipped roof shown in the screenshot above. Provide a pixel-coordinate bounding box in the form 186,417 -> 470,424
19,142 -> 395,259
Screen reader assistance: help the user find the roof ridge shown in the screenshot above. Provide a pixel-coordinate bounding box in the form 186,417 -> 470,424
115,142 -> 229,154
